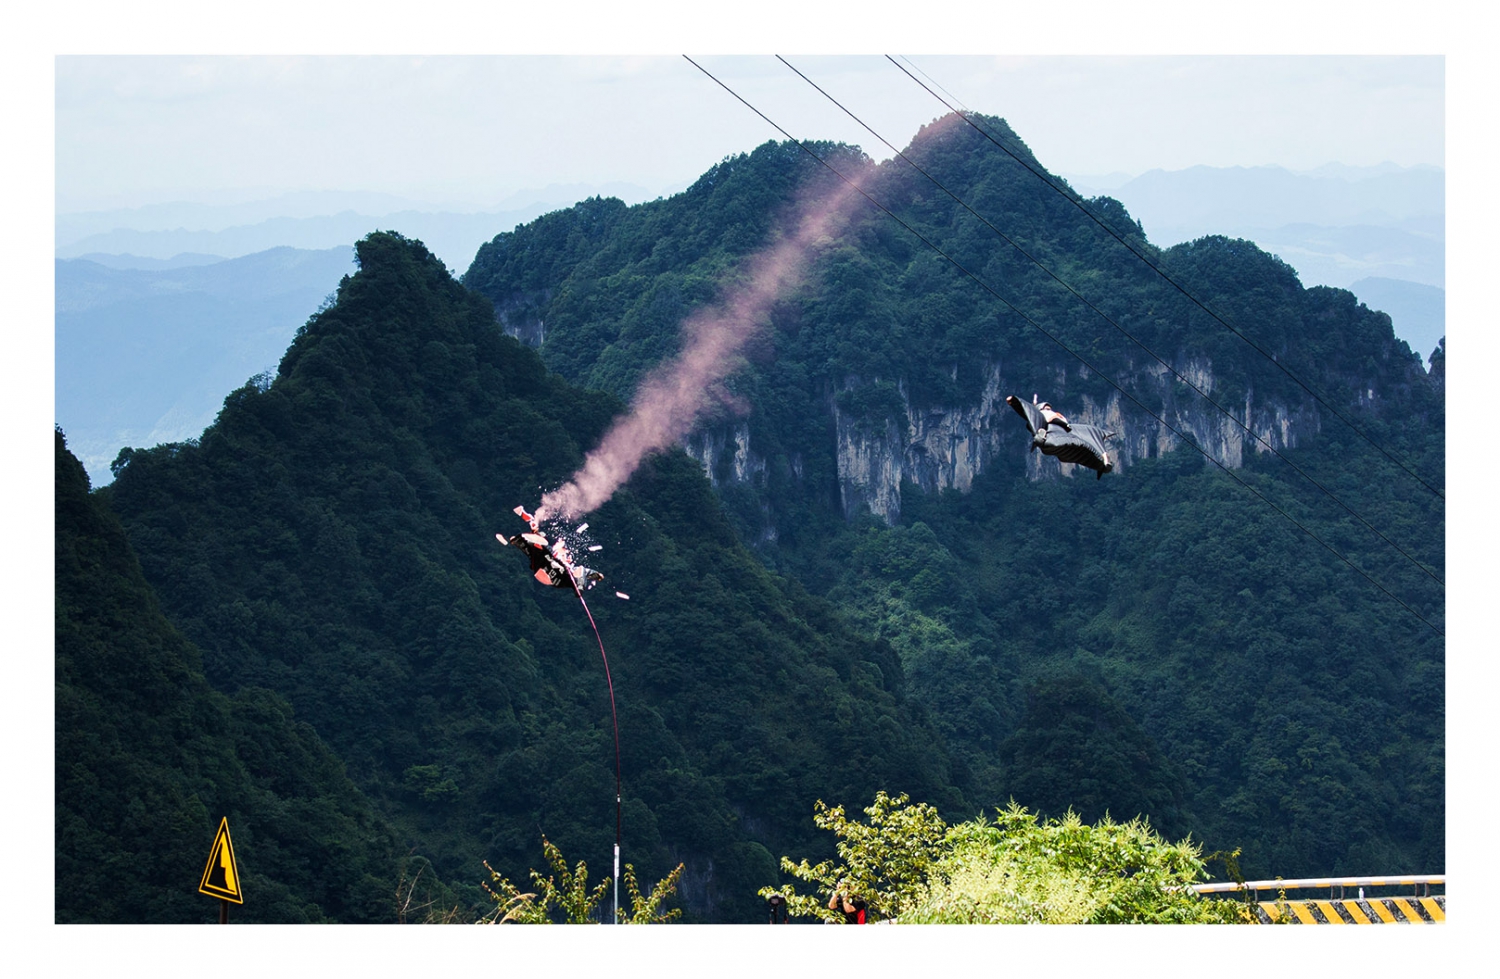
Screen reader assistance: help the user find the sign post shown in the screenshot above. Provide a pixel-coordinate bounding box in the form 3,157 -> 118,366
198,817 -> 244,921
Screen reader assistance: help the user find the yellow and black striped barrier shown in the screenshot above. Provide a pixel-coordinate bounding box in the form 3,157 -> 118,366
1255,895 -> 1444,924
1192,876 -> 1445,924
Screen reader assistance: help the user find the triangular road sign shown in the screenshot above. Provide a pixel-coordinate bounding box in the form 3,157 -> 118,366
198,817 -> 244,904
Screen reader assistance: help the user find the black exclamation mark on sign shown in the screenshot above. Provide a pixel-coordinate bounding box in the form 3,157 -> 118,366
206,836 -> 234,893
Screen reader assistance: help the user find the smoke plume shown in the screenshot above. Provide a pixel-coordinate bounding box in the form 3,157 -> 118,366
537,170 -> 867,522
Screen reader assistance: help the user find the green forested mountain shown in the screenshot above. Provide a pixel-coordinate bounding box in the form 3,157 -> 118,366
72,113 -> 1443,922
55,429 -> 403,922
461,115 -> 1444,881
95,232 -> 964,922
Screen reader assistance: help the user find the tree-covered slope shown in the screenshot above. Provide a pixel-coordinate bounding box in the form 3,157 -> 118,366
463,116 -> 1437,541
99,232 -> 967,922
466,118 -> 1432,415
460,116 -> 1443,881
892,437 -> 1442,877
77,107 -> 1444,922
55,428 -> 403,922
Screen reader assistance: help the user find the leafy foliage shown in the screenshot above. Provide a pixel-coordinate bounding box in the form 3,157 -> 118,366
394,857 -> 469,923
764,793 -> 1246,924
761,791 -> 947,922
480,837 -> 684,923
99,232 -> 964,922
55,428 -> 403,922
620,859 -> 687,923
902,803 -> 1248,924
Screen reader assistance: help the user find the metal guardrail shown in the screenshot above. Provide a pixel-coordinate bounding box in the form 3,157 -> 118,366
1191,876 -> 1446,924
1192,875 -> 1444,897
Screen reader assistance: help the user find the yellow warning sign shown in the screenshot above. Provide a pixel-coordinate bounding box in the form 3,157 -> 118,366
198,817 -> 244,904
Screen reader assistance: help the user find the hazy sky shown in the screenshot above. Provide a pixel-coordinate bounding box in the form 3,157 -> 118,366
56,54 -> 1444,213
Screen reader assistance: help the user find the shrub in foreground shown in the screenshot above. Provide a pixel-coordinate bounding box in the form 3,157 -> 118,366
763,794 -> 1249,924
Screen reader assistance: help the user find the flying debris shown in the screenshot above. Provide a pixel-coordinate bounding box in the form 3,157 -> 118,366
497,506 -> 604,591
1006,394 -> 1116,479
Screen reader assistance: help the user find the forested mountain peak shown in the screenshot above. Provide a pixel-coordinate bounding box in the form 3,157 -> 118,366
463,117 -> 1439,531
80,110 -> 1443,921
56,428 -> 403,923
98,231 -> 970,922
458,120 -> 1443,883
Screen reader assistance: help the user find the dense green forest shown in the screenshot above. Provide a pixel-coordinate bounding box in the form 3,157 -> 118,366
60,112 -> 1442,922
87,232 -> 966,923
463,115 -> 1444,880
56,429 -> 404,922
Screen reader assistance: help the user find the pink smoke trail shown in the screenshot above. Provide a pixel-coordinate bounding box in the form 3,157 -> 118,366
537,171 -> 868,522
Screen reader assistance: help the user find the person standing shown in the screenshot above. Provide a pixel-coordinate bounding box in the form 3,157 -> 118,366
828,883 -> 867,924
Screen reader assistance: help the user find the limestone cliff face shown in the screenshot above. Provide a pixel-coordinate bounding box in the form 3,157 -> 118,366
833,410 -> 905,524
491,289 -> 550,348
684,420 -> 766,490
1085,357 -> 1321,475
833,368 -> 1009,523
683,420 -> 781,543
686,356 -> 1329,526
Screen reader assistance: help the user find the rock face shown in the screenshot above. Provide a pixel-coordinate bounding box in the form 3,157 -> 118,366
684,420 -> 766,490
490,285 -> 1391,530
831,368 -> 1008,523
493,289 -> 550,348
683,420 -> 781,544
685,357 -> 1326,526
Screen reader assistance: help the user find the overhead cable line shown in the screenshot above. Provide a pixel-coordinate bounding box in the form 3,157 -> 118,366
682,54 -> 1443,639
776,55 -> 1442,590
888,54 -> 1445,503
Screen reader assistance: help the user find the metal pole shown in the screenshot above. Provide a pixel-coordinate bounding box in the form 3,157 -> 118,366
575,586 -> 623,925
219,899 -> 228,924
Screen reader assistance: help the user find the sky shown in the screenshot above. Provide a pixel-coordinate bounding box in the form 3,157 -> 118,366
15,0 -> 1499,969
56,54 -> 1446,214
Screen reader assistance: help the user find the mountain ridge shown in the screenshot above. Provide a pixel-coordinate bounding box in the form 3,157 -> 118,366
98,231 -> 969,922
460,117 -> 1444,880
70,116 -> 1444,921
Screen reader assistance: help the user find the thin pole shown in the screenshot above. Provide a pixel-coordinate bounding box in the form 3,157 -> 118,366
219,899 -> 228,924
575,585 -> 622,923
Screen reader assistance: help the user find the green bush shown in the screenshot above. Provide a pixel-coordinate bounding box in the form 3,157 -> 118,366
480,837 -> 684,924
764,793 -> 1249,924
905,803 -> 1247,923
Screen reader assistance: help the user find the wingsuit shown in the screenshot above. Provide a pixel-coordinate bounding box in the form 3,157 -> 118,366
1006,394 -> 1116,479
497,506 -> 603,591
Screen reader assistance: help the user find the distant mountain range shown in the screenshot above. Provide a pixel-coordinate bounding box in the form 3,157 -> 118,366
56,209 -> 545,275
1068,163 -> 1442,244
1348,276 -> 1445,360
52,184 -> 688,486
56,246 -> 357,485
66,252 -> 230,272
1096,164 -> 1444,292
55,182 -> 675,273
